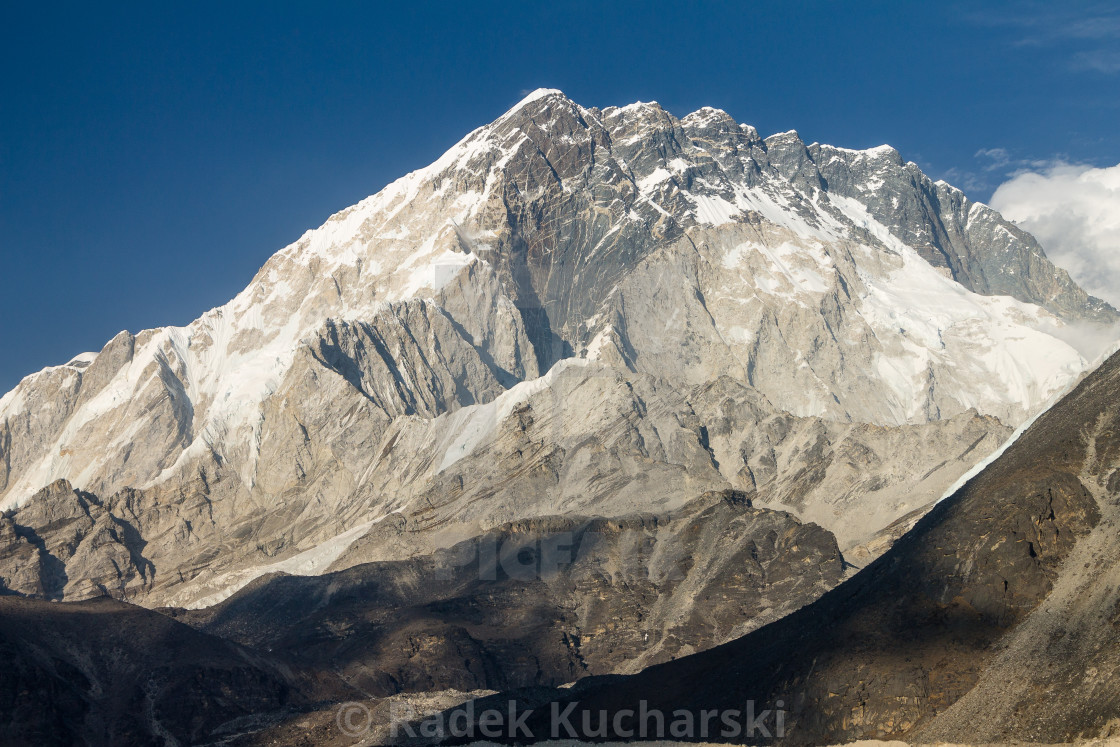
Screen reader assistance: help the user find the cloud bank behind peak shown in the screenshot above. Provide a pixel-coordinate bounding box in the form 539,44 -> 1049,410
991,162 -> 1120,308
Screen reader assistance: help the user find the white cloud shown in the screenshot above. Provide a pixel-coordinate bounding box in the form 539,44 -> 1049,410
1071,49 -> 1120,73
975,147 -> 1012,170
964,4 -> 1120,74
990,162 -> 1120,308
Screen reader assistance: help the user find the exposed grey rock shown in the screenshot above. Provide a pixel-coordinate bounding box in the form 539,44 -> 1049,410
0,89 -> 1110,614
0,479 -> 151,600
1,89 -> 1118,747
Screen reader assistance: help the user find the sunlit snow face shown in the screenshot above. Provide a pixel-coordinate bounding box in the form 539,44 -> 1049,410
0,90 -> 1108,516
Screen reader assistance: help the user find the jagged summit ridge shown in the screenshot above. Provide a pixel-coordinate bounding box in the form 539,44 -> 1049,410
0,89 -> 1114,513
0,89 -> 1116,612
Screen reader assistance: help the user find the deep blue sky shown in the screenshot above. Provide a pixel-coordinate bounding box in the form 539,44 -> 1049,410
2,1 -> 1118,392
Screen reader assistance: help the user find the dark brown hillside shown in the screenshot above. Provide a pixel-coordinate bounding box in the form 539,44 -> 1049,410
176,491 -> 844,697
0,595 -> 356,746
460,349 -> 1120,744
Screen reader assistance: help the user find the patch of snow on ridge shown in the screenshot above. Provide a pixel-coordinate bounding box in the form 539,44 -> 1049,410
668,157 -> 691,173
399,249 -> 478,298
756,241 -> 832,295
0,330 -> 179,509
828,193 -> 905,252
831,193 -> 1087,423
637,168 -> 673,193
721,240 -> 833,302
0,349 -> 102,413
513,88 -> 564,107
436,358 -> 590,472
732,185 -> 832,241
66,352 -> 98,366
819,143 -> 896,159
585,325 -> 619,359
184,512 -> 403,609
935,337 -> 1120,507
690,194 -> 740,225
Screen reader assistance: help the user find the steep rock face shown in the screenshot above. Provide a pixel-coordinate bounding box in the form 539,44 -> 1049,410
0,89 -> 1113,611
0,479 -> 152,600
484,348 -> 1120,745
690,377 -> 1012,550
0,90 -> 1109,507
808,139 -> 1114,322
0,360 -> 1009,610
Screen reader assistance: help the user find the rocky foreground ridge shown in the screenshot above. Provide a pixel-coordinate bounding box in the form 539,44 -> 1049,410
435,345 -> 1120,745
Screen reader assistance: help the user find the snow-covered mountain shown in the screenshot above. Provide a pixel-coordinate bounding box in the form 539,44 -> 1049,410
0,89 -> 1115,608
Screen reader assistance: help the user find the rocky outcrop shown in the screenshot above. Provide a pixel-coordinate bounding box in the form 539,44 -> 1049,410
0,360 -> 1009,609
800,140 -> 1115,323
0,479 -> 151,600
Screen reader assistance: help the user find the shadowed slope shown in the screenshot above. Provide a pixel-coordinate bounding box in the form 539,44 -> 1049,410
172,491 -> 844,697
0,595 -> 357,746
445,349 -> 1120,744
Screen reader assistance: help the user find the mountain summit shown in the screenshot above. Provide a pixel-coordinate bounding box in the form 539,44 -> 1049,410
0,90 -> 1115,610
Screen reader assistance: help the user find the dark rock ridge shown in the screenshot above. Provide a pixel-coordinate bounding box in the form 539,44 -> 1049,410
173,490 -> 845,696
0,489 -> 844,746
419,347 -> 1120,744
